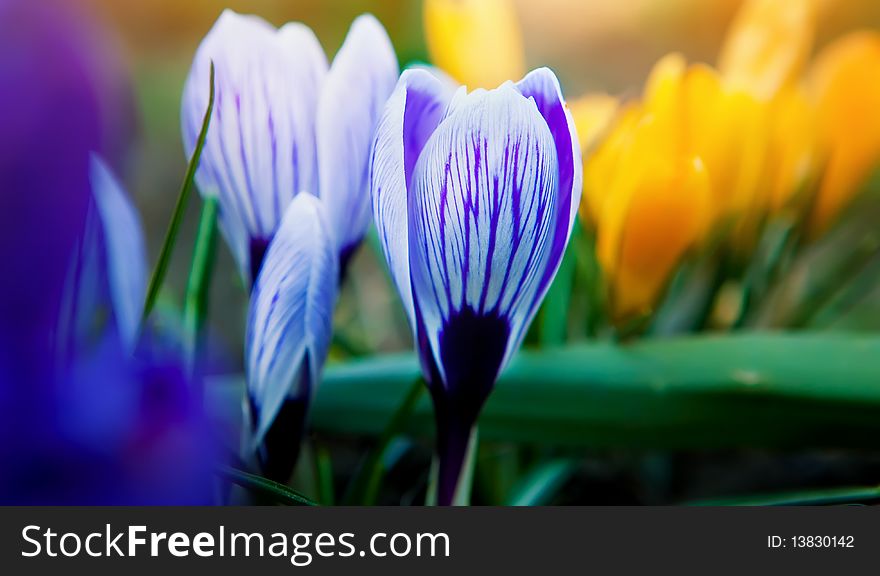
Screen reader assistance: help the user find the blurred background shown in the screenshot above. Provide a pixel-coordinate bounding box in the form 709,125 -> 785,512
60,0 -> 880,504
81,0 -> 880,370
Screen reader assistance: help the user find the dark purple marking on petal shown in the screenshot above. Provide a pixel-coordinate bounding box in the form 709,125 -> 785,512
235,92 -> 266,234
432,306 -> 510,506
261,74 -> 281,228
250,354 -> 312,484
517,73 -> 575,296
249,236 -> 271,287
214,80 -> 254,238
338,242 -> 360,285
403,85 -> 449,193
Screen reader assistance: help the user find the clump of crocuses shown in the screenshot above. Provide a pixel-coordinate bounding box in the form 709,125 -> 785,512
182,10 -> 399,482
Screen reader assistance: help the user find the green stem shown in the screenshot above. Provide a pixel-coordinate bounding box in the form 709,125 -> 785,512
733,219 -> 797,329
451,426 -> 479,506
343,377 -> 425,505
183,196 -> 218,375
426,425 -> 479,506
140,62 -> 215,329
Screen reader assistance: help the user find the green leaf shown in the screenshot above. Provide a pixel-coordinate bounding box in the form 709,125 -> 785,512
217,465 -> 318,506
788,232 -> 880,328
342,377 -> 425,505
691,485 -> 880,506
507,460 -> 575,506
141,62 -> 215,327
183,195 -> 218,374
539,220 -> 580,347
315,446 -> 335,506
311,333 -> 880,449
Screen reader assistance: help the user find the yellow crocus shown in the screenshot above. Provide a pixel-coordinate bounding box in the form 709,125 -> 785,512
423,0 -> 526,88
715,0 -> 823,232
764,87 -> 822,214
807,31 -> 880,235
586,111 -> 712,323
581,103 -> 640,229
642,55 -> 769,237
568,93 -> 619,152
718,0 -> 816,99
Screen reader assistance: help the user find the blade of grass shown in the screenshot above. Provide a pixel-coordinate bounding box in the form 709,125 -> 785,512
733,218 -> 797,329
342,377 -> 425,505
690,485 -> 880,506
508,459 -> 575,506
788,232 -> 880,328
216,465 -> 317,506
141,62 -> 215,327
183,195 -> 218,375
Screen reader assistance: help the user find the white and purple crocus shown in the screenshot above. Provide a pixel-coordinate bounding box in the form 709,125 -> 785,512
182,10 -> 398,481
371,68 -> 582,504
182,9 -> 398,283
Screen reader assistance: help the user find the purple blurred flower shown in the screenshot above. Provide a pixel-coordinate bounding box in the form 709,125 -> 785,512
0,0 -> 216,504
181,10 -> 399,283
371,68 -> 582,504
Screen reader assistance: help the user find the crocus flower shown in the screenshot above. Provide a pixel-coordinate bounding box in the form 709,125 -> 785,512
567,94 -> 619,153
585,106 -> 712,323
807,31 -> 880,236
718,0 -> 816,100
423,0 -> 526,90
182,10 -> 398,284
582,54 -> 762,322
245,194 -> 338,482
371,68 -> 581,504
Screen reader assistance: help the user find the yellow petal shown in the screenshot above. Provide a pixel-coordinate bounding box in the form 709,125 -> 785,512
718,0 -> 816,99
423,0 -> 526,89
569,93 -> 619,152
681,65 -> 769,229
581,103 -> 641,227
808,31 -> 880,236
594,115 -> 713,323
764,87 -> 822,214
643,52 -> 687,132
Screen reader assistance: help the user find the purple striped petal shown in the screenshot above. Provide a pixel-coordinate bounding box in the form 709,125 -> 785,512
407,84 -> 559,393
181,10 -> 328,281
317,14 -> 398,263
515,68 -> 582,305
370,68 -> 455,327
89,155 -> 147,352
245,194 -> 338,452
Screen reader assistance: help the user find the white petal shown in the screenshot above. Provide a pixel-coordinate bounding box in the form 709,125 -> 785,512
408,85 -> 559,387
370,68 -> 455,328
245,194 -> 338,448
89,155 -> 147,352
317,14 -> 399,257
181,9 -> 328,279
515,68 -> 582,302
